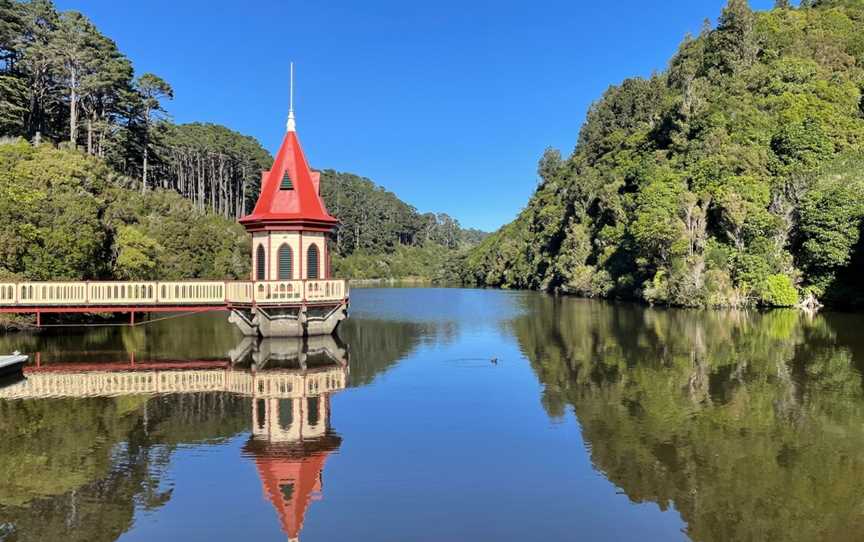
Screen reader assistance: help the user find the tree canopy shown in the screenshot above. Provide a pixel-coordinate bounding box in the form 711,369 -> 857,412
0,0 -> 272,220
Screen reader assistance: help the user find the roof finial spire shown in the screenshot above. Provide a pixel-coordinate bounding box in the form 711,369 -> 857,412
287,62 -> 296,132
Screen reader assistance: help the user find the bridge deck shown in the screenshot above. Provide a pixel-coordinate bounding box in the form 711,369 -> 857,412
0,279 -> 347,313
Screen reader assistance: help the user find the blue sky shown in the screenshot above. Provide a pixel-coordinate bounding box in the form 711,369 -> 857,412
58,0 -> 783,231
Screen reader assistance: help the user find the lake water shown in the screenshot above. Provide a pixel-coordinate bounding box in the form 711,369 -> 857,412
1,287 -> 864,541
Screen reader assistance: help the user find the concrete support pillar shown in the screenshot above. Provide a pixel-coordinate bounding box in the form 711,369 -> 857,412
228,309 -> 258,336
227,300 -> 348,338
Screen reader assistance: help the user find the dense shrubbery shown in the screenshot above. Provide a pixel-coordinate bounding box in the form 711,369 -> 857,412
0,139 -> 249,282
466,0 -> 864,308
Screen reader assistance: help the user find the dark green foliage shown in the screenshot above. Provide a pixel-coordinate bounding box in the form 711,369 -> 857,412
320,169 -> 486,280
320,170 -> 471,253
106,189 -> 250,280
795,154 -> 864,303
149,122 -> 272,219
467,0 -> 864,307
332,244 -> 453,281
0,0 -> 270,220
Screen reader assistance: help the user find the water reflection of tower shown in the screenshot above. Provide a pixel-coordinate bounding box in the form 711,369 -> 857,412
237,336 -> 347,542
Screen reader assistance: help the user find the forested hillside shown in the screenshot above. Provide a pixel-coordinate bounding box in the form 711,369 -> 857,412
320,170 -> 486,280
466,0 -> 864,308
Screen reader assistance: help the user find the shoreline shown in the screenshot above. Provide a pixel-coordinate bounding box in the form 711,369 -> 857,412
348,277 -> 432,287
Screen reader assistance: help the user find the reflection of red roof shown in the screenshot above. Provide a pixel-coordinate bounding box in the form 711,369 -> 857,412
240,130 -> 338,231
255,451 -> 329,539
244,434 -> 341,540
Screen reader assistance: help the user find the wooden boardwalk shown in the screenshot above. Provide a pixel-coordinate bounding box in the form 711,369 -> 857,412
0,279 -> 347,315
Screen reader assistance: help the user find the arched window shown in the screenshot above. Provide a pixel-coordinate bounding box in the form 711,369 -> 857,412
278,244 -> 293,280
256,244 -> 266,281
307,244 -> 320,279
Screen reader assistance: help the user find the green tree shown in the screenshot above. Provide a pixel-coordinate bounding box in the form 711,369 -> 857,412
47,11 -> 101,145
113,225 -> 161,279
134,72 -> 172,192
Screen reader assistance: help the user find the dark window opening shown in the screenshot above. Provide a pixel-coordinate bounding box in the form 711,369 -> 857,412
256,245 -> 266,281
280,171 -> 294,190
278,244 -> 293,280
307,244 -> 319,279
280,483 -> 295,503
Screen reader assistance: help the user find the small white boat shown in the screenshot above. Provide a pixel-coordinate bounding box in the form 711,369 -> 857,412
0,351 -> 27,376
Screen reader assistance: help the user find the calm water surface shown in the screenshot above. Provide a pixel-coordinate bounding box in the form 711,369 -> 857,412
2,288 -> 864,541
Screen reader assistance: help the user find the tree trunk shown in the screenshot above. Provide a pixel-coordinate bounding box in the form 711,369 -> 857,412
142,145 -> 149,194
87,116 -> 93,155
69,73 -> 77,144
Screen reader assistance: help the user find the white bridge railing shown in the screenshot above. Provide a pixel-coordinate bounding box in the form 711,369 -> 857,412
0,279 -> 348,307
0,365 -> 348,400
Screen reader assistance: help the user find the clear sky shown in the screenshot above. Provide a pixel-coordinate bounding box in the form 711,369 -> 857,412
57,0 -> 782,232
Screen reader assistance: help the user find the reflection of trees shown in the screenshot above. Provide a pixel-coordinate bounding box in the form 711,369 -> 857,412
0,392 -> 248,541
339,318 -> 455,387
0,312 -> 243,364
509,296 -> 864,541
144,393 -> 249,445
0,309 -> 453,539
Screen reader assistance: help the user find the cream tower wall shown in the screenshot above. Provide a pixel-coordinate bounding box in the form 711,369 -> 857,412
251,231 -> 328,280
252,397 -> 329,442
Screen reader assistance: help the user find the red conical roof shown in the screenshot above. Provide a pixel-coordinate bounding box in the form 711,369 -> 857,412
240,130 -> 338,231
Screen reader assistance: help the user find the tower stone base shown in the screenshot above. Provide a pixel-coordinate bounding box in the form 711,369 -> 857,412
229,300 -> 348,338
